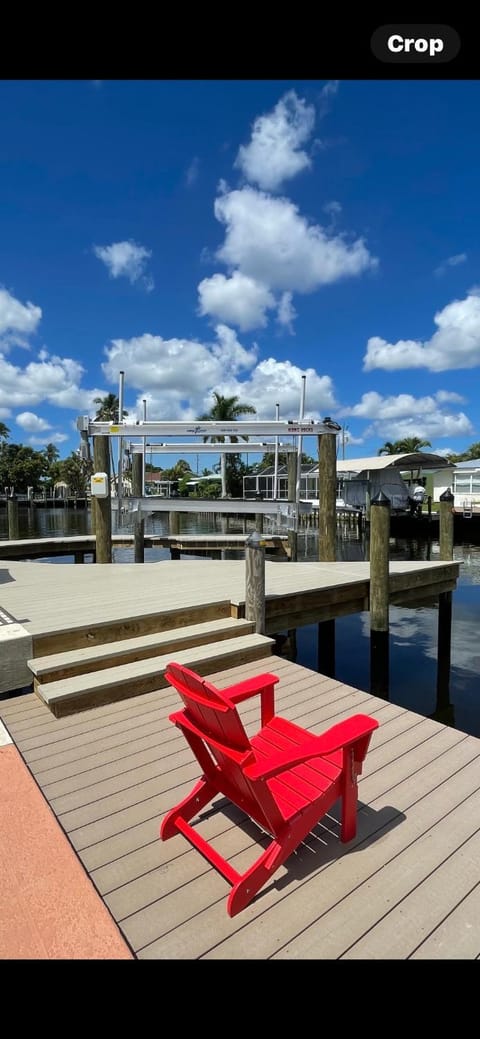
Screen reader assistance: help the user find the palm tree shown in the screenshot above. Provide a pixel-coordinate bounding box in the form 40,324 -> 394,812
198,392 -> 256,496
94,394 -> 128,490
378,436 -> 432,456
395,436 -> 432,453
0,421 -> 10,441
378,441 -> 401,455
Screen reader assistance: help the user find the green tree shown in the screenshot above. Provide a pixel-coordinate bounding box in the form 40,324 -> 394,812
396,436 -> 432,453
378,441 -> 401,456
0,421 -> 10,441
197,392 -> 256,496
378,437 -> 432,456
160,459 -> 193,482
256,451 -> 315,470
93,393 -> 128,489
449,441 -> 480,462
58,452 -> 93,494
0,443 -> 48,494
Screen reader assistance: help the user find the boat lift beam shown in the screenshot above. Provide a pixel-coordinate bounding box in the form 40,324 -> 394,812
77,418 -> 339,439
127,441 -> 299,454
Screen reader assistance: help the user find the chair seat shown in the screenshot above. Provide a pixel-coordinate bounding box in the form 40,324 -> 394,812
251,715 -> 343,822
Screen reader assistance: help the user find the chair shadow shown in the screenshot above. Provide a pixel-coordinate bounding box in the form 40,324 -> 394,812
197,797 -> 406,901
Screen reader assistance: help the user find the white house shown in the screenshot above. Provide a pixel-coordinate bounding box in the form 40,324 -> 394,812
435,458 -> 480,509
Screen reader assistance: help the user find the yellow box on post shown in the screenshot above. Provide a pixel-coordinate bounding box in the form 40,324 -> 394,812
90,473 -> 109,498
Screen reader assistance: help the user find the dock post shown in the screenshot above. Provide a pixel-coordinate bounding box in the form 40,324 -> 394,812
369,490 -> 390,698
7,495 -> 19,540
134,511 -> 145,563
439,488 -> 454,560
132,454 -> 143,497
317,433 -> 337,669
255,512 -> 264,534
93,435 -> 112,563
287,529 -> 298,561
169,510 -> 180,535
317,433 -> 336,561
245,531 -> 266,634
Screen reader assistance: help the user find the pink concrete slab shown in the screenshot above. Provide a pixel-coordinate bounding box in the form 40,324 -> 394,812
0,743 -> 133,959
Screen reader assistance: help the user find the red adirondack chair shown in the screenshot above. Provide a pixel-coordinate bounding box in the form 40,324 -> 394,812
160,661 -> 379,917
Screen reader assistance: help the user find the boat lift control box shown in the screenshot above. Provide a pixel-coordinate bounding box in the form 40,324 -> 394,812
90,472 -> 109,498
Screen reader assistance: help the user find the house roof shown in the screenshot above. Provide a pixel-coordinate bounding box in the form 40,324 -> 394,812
454,458 -> 480,469
336,452 -> 452,473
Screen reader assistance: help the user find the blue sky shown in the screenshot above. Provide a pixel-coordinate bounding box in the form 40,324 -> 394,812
1,78 -> 479,469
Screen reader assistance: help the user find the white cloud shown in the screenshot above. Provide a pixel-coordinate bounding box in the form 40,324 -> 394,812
102,325 -> 257,419
363,293 -> 480,372
185,157 -> 199,187
434,253 -> 467,277
0,286 -> 42,349
235,90 -> 316,191
435,389 -> 465,403
198,271 -> 275,330
320,80 -> 339,100
93,240 -> 154,291
100,327 -> 336,426
16,411 -> 52,433
28,432 -> 69,446
214,187 -> 378,295
207,358 -> 337,421
276,291 -> 297,332
212,324 -> 258,371
348,391 -> 473,443
0,350 -> 106,412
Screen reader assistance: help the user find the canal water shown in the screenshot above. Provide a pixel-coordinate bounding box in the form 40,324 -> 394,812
1,505 -> 479,739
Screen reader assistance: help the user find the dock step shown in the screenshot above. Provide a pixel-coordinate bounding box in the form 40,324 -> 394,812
28,617 -> 255,686
35,633 -> 275,717
31,599 -> 232,657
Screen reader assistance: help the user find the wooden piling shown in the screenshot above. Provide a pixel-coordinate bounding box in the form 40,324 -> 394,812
287,529 -> 298,561
287,453 -> 297,504
7,498 -> 19,540
439,488 -> 454,560
169,510 -> 180,535
134,513 -> 145,563
369,490 -> 390,697
317,433 -> 336,561
132,454 -> 143,497
255,512 -> 264,534
245,531 -> 266,634
93,435 -> 112,564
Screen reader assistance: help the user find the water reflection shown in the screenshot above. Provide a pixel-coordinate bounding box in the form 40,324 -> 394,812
1,506 -> 480,737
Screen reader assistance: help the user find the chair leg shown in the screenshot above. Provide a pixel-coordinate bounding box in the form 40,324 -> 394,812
340,750 -> 358,843
160,775 -> 216,841
227,835 -> 291,917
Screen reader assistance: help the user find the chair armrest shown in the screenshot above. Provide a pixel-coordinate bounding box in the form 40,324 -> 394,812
244,714 -> 379,781
225,673 -> 279,726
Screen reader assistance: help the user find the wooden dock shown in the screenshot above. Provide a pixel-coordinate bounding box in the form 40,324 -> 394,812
0,557 -> 460,711
1,652 -> 480,959
0,534 -> 290,562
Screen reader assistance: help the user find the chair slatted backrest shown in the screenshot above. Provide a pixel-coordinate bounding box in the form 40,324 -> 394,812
166,661 -> 279,828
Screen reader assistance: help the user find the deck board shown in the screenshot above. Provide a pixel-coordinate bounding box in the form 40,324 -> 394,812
2,652 -> 479,959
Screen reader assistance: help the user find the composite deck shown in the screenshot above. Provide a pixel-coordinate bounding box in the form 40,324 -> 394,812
0,556 -> 460,639
1,654 -> 480,959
